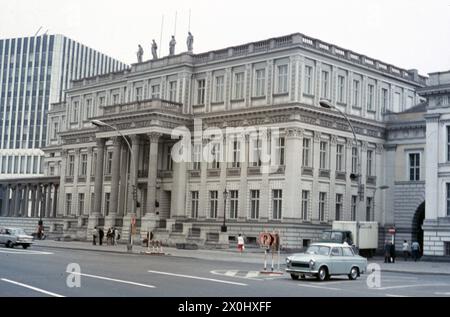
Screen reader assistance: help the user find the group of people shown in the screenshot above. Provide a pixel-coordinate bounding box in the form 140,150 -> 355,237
92,227 -> 120,246
385,240 -> 421,263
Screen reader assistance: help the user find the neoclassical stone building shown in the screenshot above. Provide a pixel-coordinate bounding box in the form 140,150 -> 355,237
0,33 -> 429,249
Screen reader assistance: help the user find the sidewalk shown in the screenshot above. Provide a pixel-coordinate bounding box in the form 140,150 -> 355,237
32,240 -> 450,275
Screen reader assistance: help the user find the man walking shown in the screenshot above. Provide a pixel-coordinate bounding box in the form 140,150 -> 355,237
411,241 -> 421,262
402,240 -> 410,261
99,227 -> 104,246
93,226 -> 98,245
237,233 -> 245,254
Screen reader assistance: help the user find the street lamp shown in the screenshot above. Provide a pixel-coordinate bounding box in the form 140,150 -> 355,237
221,189 -> 228,233
319,100 -> 363,198
91,119 -> 136,252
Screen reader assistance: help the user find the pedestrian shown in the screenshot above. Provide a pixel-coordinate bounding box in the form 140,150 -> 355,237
114,228 -> 120,246
237,233 -> 245,254
411,241 -> 421,262
402,240 -> 410,261
93,226 -> 98,245
384,240 -> 391,263
99,227 -> 104,246
111,227 -> 116,246
390,242 -> 396,263
106,228 -> 112,245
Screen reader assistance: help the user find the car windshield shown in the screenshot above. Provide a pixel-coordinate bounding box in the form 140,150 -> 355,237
321,231 -> 344,242
11,228 -> 27,236
305,245 -> 331,255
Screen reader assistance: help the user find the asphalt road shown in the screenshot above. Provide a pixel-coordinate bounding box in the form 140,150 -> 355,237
1,245 -> 450,297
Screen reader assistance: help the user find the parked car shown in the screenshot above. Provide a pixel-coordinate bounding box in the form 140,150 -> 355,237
0,227 -> 34,249
285,243 -> 367,281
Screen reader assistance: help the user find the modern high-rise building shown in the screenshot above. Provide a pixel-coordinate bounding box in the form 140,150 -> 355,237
0,34 -> 127,179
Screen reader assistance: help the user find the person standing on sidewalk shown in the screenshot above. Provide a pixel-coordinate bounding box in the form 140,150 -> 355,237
402,240 -> 410,261
411,241 -> 421,262
99,228 -> 104,246
93,227 -> 98,245
390,242 -> 396,263
384,240 -> 391,263
237,233 -> 245,254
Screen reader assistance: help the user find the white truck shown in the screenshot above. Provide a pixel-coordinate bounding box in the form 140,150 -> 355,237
320,221 -> 379,257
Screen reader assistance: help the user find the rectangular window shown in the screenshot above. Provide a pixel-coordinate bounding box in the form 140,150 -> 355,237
251,138 -> 262,167
319,192 -> 326,221
80,153 -> 88,176
231,141 -> 241,168
336,194 -> 343,220
272,189 -> 282,220
49,166 -> 55,176
250,190 -> 260,219
166,146 -> 173,171
319,141 -> 328,169
78,193 -> 85,215
321,71 -> 329,99
447,183 -> 450,216
68,155 -> 75,176
367,150 -> 373,176
197,79 -> 205,105
351,147 -> 358,174
151,85 -> 160,99
230,190 -> 239,219
304,65 -> 313,94
366,197 -> 373,221
66,193 -> 72,215
367,84 -> 374,111
409,153 -> 420,181
277,65 -> 288,94
214,76 -> 224,102
192,144 -> 202,170
233,72 -> 244,99
209,191 -> 218,218
255,68 -> 266,97
52,122 -> 59,139
99,96 -> 105,107
191,191 -> 199,218
301,190 -> 309,220
168,81 -> 177,102
135,87 -> 142,101
351,195 -> 358,221
210,143 -> 220,169
91,153 -> 97,176
72,101 -> 79,122
275,137 -> 285,166
302,138 -> 311,167
394,92 -> 401,112
337,75 -> 345,103
447,127 -> 450,162
106,151 -> 113,175
352,80 -> 360,107
112,94 -> 120,105
445,242 -> 450,256
336,144 -> 344,172
104,192 -> 110,215
381,88 -> 388,113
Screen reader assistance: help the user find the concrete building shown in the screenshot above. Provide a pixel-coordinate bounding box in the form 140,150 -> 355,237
0,33 -> 431,250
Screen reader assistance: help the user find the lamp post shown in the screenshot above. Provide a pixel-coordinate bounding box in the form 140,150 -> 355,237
221,189 -> 228,233
91,119 -> 136,252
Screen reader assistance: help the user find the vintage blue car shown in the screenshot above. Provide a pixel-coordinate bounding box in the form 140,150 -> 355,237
285,243 -> 367,281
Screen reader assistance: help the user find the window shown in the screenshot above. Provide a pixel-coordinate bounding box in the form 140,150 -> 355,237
72,101 -> 79,122
351,196 -> 357,221
255,69 -> 266,97
393,92 -> 401,112
367,84 -> 374,111
231,140 -> 241,168
251,138 -> 262,167
91,153 -> 97,176
66,193 -> 72,215
447,127 -> 450,162
135,87 -> 142,101
49,166 -> 55,176
337,75 -> 345,103
304,65 -> 313,94
52,121 -> 59,139
210,143 -> 220,169
106,151 -> 113,174
112,94 -> 120,105
192,144 -> 201,170
343,247 -> 354,256
336,144 -> 344,171
151,85 -> 160,99
336,194 -> 343,220
447,184 -> 450,216
272,189 -> 282,220
366,197 -> 373,221
445,242 -> 450,256
191,191 -> 199,218
168,81 -> 177,102
301,190 -> 309,220
351,147 -> 358,174
302,138 -> 311,167
233,72 -> 244,99
319,141 -> 328,169
321,71 -> 329,99
331,247 -> 342,256
68,155 -> 75,176
381,88 -> 388,113
209,191 -> 218,218
104,192 -> 110,215
409,153 -> 420,181
197,79 -> 205,104
78,193 -> 85,215
214,76 -> 224,102
250,190 -> 260,219
275,137 -> 285,166
80,153 -> 88,176
166,146 -> 173,171
319,192 -> 326,221
99,96 -> 105,107
407,96 -> 413,109
352,80 -> 360,107
230,190 -> 239,219
367,150 -> 373,176
277,65 -> 288,94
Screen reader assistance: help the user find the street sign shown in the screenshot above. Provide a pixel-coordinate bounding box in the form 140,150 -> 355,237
259,232 -> 274,247
388,227 -> 396,234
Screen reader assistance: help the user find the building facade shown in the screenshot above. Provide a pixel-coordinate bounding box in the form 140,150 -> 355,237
0,33 -> 431,250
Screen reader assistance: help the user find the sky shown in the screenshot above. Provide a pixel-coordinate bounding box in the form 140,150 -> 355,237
0,0 -> 449,76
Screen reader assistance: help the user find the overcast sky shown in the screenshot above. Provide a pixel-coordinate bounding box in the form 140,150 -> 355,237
1,0 -> 449,75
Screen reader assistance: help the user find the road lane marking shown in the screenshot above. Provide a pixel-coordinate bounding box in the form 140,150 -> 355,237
148,270 -> 247,286
224,270 -> 239,277
210,270 -> 261,281
434,292 -> 450,295
1,278 -> 64,297
386,294 -> 408,297
67,271 -> 155,288
0,249 -> 53,255
372,283 -> 449,291
297,283 -> 342,291
245,271 -> 261,278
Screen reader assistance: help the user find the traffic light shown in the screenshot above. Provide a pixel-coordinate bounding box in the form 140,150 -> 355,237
132,185 -> 137,200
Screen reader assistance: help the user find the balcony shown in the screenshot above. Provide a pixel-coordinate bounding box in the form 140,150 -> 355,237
189,170 -> 201,178
65,176 -> 73,183
157,170 -> 173,179
367,176 -> 377,185
319,169 -> 330,178
227,168 -> 241,177
248,166 -> 262,176
102,98 -> 183,116
207,169 -> 221,177
270,166 -> 285,175
78,176 -> 86,183
335,171 -> 347,181
302,167 -> 313,176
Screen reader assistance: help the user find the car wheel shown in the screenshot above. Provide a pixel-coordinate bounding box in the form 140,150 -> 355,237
317,266 -> 329,282
290,274 -> 299,280
6,241 -> 13,248
300,274 -> 306,279
348,267 -> 359,280
22,244 -> 29,249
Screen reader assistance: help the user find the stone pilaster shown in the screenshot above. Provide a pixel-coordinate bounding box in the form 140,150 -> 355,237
284,128 -> 303,220
89,138 -> 106,230
2,185 -> 10,216
238,133 -> 249,221
106,137 -> 122,228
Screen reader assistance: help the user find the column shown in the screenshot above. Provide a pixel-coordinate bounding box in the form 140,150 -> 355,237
260,130 -> 270,221
23,185 -> 31,217
30,185 -> 37,218
52,185 -> 59,218
59,150 -> 67,216
3,185 -> 10,217
284,128 -> 303,220
127,135 -> 141,215
41,185 -> 47,218
118,145 -> 129,217
93,138 -> 106,216
36,184 -> 42,218
46,184 -> 52,218
238,134 -> 249,221
171,139 -> 188,219
145,133 -> 161,216
358,141 -> 368,221
311,132 -> 322,221
198,139 -> 209,219
109,137 -> 122,216
329,135 -> 337,221
345,138 -> 354,221
14,185 -> 21,217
